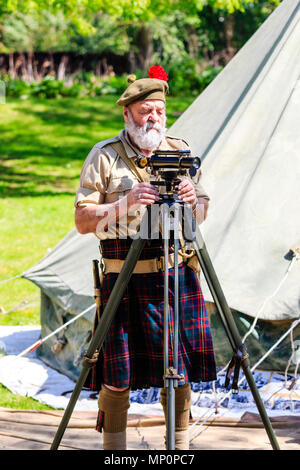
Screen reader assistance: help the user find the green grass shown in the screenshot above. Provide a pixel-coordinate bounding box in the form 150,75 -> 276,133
0,383 -> 55,410
0,94 -> 194,408
0,95 -> 194,323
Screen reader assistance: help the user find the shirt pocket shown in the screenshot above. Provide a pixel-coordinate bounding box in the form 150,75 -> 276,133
105,176 -> 137,203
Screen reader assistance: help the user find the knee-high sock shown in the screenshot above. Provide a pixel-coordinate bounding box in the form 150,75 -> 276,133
160,383 -> 191,450
98,386 -> 130,450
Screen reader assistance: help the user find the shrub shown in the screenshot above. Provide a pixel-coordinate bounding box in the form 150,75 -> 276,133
4,78 -> 30,99
166,58 -> 222,96
29,76 -> 64,99
1,64 -> 222,100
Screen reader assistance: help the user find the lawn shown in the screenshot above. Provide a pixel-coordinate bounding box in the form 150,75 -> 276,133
0,94 -> 194,408
0,95 -> 194,324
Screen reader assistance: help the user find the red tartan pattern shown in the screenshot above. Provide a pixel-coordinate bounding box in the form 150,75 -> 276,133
96,410 -> 104,433
87,239 -> 216,393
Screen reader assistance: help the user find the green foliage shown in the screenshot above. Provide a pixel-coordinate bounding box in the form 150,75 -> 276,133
99,74 -> 130,94
4,77 -> 28,97
4,76 -> 76,98
233,0 -> 281,47
31,76 -> 82,99
29,77 -> 64,99
0,0 -> 255,19
68,13 -> 131,55
166,59 -> 222,96
1,10 -> 72,53
0,0 -> 279,115
0,1 -> 280,57
2,74 -> 132,99
2,64 -> 222,99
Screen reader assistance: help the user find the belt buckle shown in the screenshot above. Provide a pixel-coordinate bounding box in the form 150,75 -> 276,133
156,256 -> 165,272
100,258 -> 106,275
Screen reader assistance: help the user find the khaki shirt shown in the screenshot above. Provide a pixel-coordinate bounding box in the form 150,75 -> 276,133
75,129 -> 209,240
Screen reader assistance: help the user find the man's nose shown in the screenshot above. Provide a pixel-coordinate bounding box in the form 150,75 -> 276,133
148,110 -> 160,122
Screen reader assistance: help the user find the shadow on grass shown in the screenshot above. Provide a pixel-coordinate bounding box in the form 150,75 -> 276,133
1,97 -> 123,162
0,158 -> 79,198
15,104 -> 122,134
0,98 -> 124,197
8,96 -> 122,134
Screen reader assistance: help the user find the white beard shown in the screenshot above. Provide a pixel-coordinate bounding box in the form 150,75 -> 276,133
125,110 -> 167,150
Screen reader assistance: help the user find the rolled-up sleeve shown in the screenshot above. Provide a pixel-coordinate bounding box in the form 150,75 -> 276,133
192,169 -> 210,200
74,145 -> 111,207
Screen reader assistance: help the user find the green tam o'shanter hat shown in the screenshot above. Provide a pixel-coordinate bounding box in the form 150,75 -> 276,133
117,65 -> 169,107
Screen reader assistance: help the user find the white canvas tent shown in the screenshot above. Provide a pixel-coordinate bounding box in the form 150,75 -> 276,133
23,0 -> 300,380
170,0 -> 300,323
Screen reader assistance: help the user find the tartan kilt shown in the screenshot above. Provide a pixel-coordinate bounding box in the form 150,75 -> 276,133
87,238 -> 216,392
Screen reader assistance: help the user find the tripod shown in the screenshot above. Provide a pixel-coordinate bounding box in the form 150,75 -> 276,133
50,201 -> 280,451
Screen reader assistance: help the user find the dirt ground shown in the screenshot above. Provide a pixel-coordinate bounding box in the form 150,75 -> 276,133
0,408 -> 299,451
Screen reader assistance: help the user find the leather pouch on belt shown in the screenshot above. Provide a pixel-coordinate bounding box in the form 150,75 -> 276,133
178,243 -> 201,276
93,257 -> 105,322
187,255 -> 201,276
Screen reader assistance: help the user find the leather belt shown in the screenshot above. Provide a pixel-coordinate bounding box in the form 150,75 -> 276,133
103,253 -> 185,274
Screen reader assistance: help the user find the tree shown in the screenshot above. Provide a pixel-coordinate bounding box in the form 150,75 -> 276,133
1,10 -> 72,79
91,0 -> 280,71
0,0 -> 280,78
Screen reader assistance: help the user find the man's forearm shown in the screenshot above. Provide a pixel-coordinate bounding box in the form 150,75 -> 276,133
75,197 -> 128,234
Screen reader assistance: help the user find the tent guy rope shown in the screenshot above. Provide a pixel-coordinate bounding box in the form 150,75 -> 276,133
189,317 -> 300,442
242,252 -> 298,344
15,303 -> 96,359
0,273 -> 25,285
197,250 -> 299,402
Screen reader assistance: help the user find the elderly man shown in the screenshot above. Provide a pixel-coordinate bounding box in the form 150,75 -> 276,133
74,67 -> 216,450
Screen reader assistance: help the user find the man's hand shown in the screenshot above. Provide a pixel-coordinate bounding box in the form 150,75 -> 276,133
126,182 -> 159,208
177,179 -> 197,206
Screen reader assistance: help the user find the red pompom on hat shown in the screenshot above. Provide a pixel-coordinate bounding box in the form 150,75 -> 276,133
148,65 -> 168,82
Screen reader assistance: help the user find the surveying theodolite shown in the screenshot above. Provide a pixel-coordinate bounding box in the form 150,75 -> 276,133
50,150 -> 280,451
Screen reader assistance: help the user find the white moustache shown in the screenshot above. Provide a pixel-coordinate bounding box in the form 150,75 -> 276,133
125,110 -> 167,150
145,121 -> 162,132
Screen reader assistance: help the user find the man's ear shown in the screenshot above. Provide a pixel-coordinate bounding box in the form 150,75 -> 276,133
123,106 -> 129,122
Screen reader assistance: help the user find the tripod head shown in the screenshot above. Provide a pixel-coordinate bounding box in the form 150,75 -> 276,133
136,149 -> 201,202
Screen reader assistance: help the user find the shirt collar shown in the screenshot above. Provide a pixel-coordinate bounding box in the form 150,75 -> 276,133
118,129 -> 140,158
157,135 -> 169,150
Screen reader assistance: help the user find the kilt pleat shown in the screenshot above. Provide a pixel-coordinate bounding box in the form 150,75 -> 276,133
87,239 -> 216,391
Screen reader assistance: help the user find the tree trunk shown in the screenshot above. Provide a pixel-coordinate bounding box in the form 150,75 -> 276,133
101,57 -> 109,75
8,52 -> 16,79
49,52 -> 55,75
57,54 -> 69,80
27,50 -> 34,82
96,60 -> 101,77
69,60 -> 84,84
187,27 -> 199,59
136,25 -> 153,73
127,50 -> 136,74
38,58 -> 49,80
16,53 -> 28,81
224,14 -> 236,63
